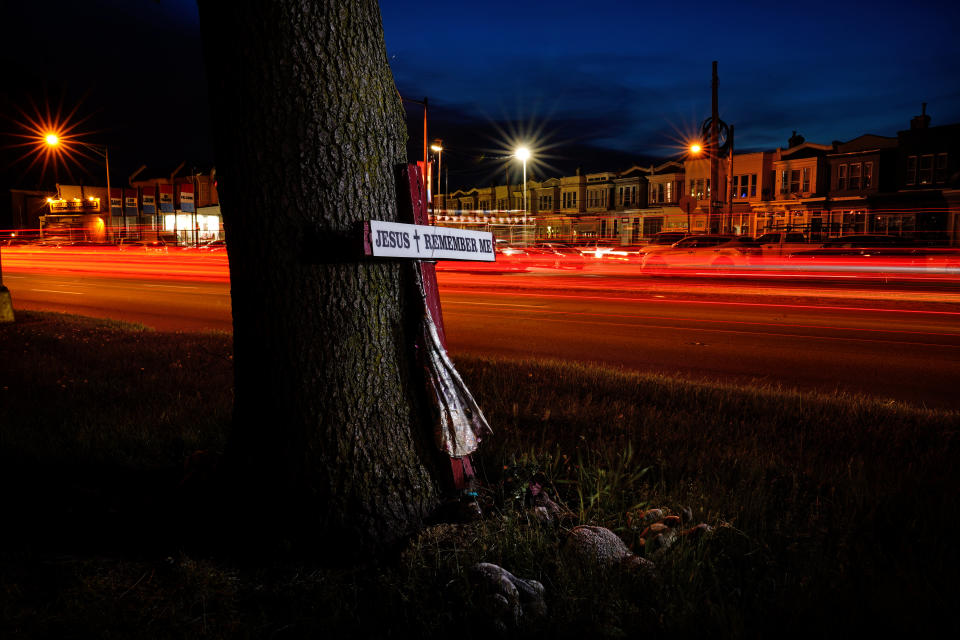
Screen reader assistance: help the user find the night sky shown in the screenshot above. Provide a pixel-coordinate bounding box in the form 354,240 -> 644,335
2,0 -> 959,218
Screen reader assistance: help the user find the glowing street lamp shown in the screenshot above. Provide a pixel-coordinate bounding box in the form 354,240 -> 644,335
515,146 -> 530,242
689,142 -> 702,155
45,133 -> 112,232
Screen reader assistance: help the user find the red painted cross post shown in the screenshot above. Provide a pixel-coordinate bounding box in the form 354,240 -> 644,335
367,164 -> 496,504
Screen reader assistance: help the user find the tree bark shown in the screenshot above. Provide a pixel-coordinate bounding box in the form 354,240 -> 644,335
196,0 -> 444,553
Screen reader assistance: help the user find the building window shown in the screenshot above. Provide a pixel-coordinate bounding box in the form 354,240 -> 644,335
906,156 -> 917,185
849,163 -> 861,190
919,155 -> 934,185
650,183 -> 663,203
790,170 -> 801,194
935,153 -> 948,183
497,198 -> 506,210
665,181 -> 673,202
781,170 -> 790,194
734,174 -> 756,198
838,164 -> 847,190
692,178 -> 708,200
479,200 -> 489,211
863,162 -> 873,189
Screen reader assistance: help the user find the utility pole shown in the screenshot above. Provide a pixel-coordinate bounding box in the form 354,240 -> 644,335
726,124 -> 735,234
710,61 -> 719,234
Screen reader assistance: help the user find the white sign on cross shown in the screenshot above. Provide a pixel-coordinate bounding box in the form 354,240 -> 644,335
367,220 -> 495,262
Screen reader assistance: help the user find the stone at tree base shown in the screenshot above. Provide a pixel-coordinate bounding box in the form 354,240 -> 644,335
566,525 -> 655,573
467,562 -> 546,633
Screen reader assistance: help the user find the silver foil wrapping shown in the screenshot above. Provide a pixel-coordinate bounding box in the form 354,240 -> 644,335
415,265 -> 492,457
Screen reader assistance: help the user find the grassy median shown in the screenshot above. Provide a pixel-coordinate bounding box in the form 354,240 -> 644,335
1,310 -> 958,638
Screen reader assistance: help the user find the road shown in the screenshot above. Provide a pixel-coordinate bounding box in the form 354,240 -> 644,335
4,248 -> 959,409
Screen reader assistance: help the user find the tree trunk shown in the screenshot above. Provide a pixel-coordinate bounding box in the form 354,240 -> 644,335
196,0 -> 445,553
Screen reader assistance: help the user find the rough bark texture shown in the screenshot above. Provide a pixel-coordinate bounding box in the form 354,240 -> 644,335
196,0 -> 444,553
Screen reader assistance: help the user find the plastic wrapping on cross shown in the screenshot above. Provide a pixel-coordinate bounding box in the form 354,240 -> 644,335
413,263 -> 492,458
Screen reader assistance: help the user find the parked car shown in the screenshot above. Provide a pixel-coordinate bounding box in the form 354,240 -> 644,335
522,242 -> 586,269
754,232 -> 821,256
635,232 -> 693,260
641,234 -> 760,270
785,235 -> 934,276
643,231 -> 688,248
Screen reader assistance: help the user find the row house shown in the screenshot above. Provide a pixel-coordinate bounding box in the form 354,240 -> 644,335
821,134 -> 898,236
752,134 -> 834,237
432,105 -> 958,245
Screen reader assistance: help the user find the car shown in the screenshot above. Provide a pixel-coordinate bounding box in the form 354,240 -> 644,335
817,234 -> 914,248
644,231 -> 688,247
521,242 -> 586,269
635,232 -> 692,259
640,234 -> 760,270
754,231 -> 821,256
785,235 -> 934,276
577,240 -> 621,259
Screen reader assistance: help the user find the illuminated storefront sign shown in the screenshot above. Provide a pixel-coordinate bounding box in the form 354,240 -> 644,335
110,188 -> 123,217
159,184 -> 174,213
180,183 -> 195,213
142,187 -> 156,215
125,189 -> 139,216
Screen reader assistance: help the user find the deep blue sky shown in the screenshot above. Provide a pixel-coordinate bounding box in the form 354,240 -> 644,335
2,0 -> 959,200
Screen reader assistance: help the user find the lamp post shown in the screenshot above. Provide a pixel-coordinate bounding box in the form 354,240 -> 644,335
687,141 -> 704,234
44,134 -> 113,240
430,140 -> 443,214
515,146 -> 530,243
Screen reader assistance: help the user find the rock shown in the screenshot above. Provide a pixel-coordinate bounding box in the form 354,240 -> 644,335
566,525 -> 655,573
467,562 -> 546,632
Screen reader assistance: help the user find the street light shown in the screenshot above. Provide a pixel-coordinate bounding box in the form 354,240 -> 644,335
431,140 -> 443,214
44,134 -> 113,238
515,146 -> 530,243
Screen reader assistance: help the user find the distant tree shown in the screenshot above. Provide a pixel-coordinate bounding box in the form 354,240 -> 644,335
196,0 -> 447,553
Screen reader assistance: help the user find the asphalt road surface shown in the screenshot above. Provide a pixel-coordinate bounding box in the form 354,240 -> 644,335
5,261 -> 960,409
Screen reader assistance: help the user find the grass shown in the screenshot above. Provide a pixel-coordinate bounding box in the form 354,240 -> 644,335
1,310 -> 958,638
